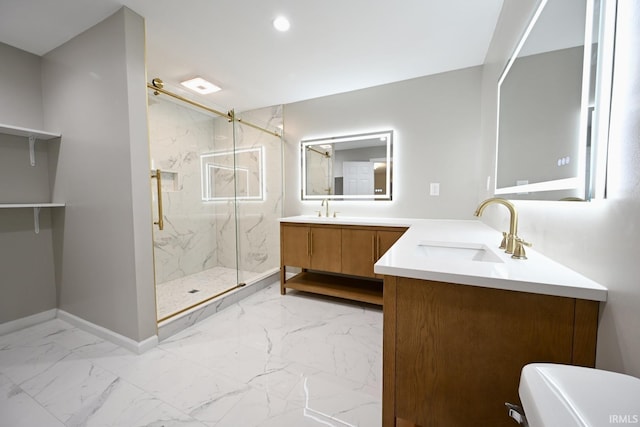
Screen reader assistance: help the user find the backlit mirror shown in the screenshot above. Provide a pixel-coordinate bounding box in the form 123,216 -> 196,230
495,0 -> 615,200
301,130 -> 393,200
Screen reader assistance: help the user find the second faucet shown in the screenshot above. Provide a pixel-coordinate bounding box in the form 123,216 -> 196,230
474,197 -> 531,259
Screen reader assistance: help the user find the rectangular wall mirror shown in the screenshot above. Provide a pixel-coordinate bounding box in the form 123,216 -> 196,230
301,130 -> 393,201
495,0 -> 615,200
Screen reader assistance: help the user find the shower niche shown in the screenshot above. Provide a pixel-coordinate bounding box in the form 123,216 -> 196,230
153,169 -> 179,192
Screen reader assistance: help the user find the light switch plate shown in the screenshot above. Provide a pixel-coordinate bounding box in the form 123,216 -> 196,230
430,182 -> 440,196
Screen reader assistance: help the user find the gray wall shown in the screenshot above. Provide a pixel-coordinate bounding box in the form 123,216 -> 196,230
479,0 -> 640,377
284,66 -> 483,219
0,42 -> 44,128
0,43 -> 57,323
42,8 -> 156,341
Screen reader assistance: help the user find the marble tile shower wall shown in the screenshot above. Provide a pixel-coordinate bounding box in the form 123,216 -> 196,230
148,97 -> 227,284
147,98 -> 283,285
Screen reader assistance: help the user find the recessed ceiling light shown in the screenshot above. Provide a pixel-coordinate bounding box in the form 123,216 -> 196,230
273,16 -> 290,32
180,77 -> 221,94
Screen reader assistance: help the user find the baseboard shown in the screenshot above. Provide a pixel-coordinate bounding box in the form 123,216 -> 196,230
0,309 -> 57,336
56,310 -> 158,354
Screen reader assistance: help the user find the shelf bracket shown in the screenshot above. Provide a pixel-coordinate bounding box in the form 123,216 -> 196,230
33,207 -> 41,234
28,135 -> 36,166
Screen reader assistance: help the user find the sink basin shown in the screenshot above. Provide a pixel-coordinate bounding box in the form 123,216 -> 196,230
519,363 -> 640,427
416,241 -> 503,263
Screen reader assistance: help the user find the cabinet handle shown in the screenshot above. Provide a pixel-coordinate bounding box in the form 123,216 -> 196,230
309,231 -> 313,256
377,235 -> 381,260
372,235 -> 376,262
151,169 -> 164,230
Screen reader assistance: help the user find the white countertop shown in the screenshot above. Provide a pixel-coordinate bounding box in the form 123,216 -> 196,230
280,216 -> 607,301
279,215 -> 414,227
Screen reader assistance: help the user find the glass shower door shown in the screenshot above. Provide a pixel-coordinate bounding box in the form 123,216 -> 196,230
148,94 -> 239,321
233,106 -> 284,286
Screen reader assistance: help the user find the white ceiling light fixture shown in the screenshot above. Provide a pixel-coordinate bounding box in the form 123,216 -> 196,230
180,77 -> 221,94
273,16 -> 290,32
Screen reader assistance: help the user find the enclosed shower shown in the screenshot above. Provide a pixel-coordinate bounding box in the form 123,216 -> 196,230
146,80 -> 283,321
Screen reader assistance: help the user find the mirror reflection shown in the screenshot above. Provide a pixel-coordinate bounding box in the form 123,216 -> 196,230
201,147 -> 264,201
301,130 -> 393,200
495,0 -> 605,200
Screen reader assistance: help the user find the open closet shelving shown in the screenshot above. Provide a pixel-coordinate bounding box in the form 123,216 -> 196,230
0,123 -> 65,233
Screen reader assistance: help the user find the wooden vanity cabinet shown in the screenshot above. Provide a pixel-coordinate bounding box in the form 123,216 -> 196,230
280,222 -> 406,305
383,276 -> 600,427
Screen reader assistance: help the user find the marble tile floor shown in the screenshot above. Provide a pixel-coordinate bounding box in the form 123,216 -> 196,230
156,266 -> 260,320
0,283 -> 383,426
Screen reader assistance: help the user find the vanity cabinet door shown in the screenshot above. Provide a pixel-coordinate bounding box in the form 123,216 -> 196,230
342,229 -> 377,278
375,230 -> 405,278
342,227 -> 407,278
280,224 -> 341,272
281,224 -> 311,269
309,226 -> 342,273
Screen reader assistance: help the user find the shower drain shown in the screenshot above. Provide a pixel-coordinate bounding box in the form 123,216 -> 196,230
187,289 -> 200,294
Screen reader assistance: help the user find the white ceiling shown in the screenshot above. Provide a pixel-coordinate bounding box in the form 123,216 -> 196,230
0,0 -> 504,112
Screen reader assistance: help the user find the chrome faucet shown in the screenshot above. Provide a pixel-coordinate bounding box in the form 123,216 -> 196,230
474,197 -> 530,258
321,198 -> 329,217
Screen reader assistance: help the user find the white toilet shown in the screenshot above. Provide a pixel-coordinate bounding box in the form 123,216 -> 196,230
513,363 -> 640,427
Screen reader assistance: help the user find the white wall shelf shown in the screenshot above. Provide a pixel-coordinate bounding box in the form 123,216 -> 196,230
0,203 -> 65,234
0,123 -> 61,166
0,203 -> 65,208
0,123 -> 61,140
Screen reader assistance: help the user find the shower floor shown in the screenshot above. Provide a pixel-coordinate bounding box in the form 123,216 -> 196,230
155,266 -> 258,320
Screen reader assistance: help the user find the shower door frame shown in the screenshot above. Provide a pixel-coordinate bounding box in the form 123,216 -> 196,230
146,79 -> 281,323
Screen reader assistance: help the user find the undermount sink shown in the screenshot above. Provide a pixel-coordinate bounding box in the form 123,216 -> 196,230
416,240 -> 504,263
